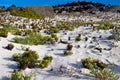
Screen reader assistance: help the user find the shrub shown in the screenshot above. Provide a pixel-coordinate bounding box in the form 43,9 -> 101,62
66,44 -> 73,50
43,55 -> 53,62
49,38 -> 56,44
19,50 -> 39,69
45,27 -> 60,34
6,43 -> 14,50
11,70 -> 36,80
81,57 -> 107,70
64,50 -> 73,56
0,24 -> 21,36
14,32 -> 49,45
13,50 -> 39,69
11,70 -> 23,80
0,29 -> 8,37
75,34 -> 81,41
51,34 -> 58,41
91,68 -> 120,80
40,56 -> 53,69
12,53 -> 21,61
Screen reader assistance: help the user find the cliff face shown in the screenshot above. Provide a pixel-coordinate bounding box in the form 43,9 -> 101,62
53,1 -> 120,14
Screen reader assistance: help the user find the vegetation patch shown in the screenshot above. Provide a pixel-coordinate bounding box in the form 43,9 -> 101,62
45,27 -> 60,34
91,68 -> 120,80
10,7 -> 42,19
40,55 -> 53,69
75,34 -> 81,41
81,57 -> 107,70
13,50 -> 39,69
95,21 -> 113,30
0,24 -> 21,37
64,50 -> 73,56
11,70 -> 36,80
14,32 -> 49,45
56,21 -> 86,31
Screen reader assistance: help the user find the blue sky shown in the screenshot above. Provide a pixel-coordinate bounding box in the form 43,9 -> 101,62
0,0 -> 120,7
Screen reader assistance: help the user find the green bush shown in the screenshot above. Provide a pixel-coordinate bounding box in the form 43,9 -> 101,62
11,70 -> 36,80
64,50 -> 73,56
49,38 -> 56,44
0,29 -> 8,37
12,53 -> 21,61
11,70 -> 23,80
14,32 -> 49,45
40,56 -> 53,69
13,50 -> 39,69
0,24 -> 21,37
75,34 -> 81,41
47,27 -> 60,34
81,57 -> 107,70
43,55 -> 53,62
51,34 -> 58,41
19,50 -> 39,69
6,43 -> 14,50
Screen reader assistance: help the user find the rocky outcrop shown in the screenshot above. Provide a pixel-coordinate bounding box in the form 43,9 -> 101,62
53,1 -> 120,14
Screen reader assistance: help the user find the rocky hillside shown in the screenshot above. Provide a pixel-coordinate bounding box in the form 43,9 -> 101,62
53,1 -> 120,14
0,5 -> 55,18
29,6 -> 55,18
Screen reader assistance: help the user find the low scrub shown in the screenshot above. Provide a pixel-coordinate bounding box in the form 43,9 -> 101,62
14,32 -> 49,45
48,27 -> 60,34
95,21 -> 112,30
40,56 -> 53,69
64,50 -> 73,56
81,57 -> 107,70
48,34 -> 58,44
0,29 -> 8,37
49,38 -> 56,44
0,24 -> 21,37
12,53 -> 21,61
11,70 -> 36,80
51,34 -> 58,41
91,68 -> 120,80
13,50 -> 39,69
56,21 -> 86,31
75,34 -> 81,41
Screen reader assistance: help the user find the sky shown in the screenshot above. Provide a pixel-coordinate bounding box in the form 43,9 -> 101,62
0,0 -> 120,7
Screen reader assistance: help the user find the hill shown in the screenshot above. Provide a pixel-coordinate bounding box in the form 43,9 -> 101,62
53,1 -> 120,14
